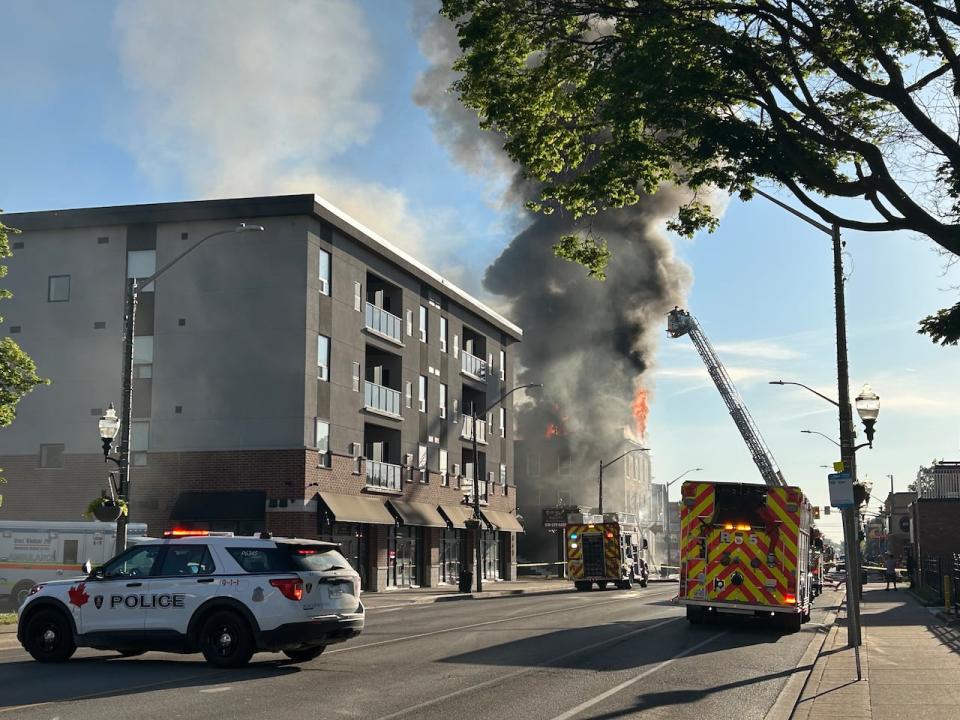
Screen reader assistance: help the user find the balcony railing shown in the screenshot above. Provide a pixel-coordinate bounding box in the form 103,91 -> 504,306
365,302 -> 402,343
364,381 -> 402,417
461,350 -> 486,380
460,418 -> 487,444
461,469 -> 487,501
366,460 -> 402,491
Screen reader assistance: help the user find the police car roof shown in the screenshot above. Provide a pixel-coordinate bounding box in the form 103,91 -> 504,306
152,535 -> 339,549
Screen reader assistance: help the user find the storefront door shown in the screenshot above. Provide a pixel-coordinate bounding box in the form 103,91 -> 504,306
388,526 -> 419,588
320,522 -> 369,590
481,530 -> 501,580
441,529 -> 464,584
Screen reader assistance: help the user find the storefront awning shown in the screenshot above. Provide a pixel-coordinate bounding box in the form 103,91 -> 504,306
170,491 -> 265,521
480,509 -> 525,533
438,504 -> 475,529
317,492 -> 395,525
387,500 -> 448,528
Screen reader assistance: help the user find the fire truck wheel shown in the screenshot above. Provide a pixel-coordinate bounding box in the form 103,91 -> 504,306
619,577 -> 633,590
597,581 -> 610,590
574,581 -> 592,592
780,612 -> 803,633
686,606 -> 706,624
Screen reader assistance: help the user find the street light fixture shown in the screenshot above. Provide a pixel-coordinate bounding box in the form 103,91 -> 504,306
467,382 -> 543,593
855,384 -> 880,447
99,403 -> 120,459
800,429 -> 841,448
103,223 -> 265,555
598,446 -> 650,515
661,467 -> 703,574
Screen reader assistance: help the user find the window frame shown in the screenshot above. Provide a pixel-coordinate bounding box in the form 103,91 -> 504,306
499,349 -> 506,381
353,281 -> 362,312
317,334 -> 330,381
315,418 -> 330,467
499,407 -> 506,437
418,375 -> 427,413
352,361 -> 360,392
419,305 -> 428,343
439,316 -> 448,352
319,248 -> 331,296
38,443 -> 65,469
47,275 -> 70,303
439,382 -> 448,419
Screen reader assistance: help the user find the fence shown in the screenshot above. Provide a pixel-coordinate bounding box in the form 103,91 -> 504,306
923,554 -> 943,599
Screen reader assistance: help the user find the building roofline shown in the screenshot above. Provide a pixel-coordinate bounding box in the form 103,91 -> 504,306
0,194 -> 522,340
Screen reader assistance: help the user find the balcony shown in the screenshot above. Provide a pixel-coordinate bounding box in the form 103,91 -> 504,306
461,350 -> 486,380
366,460 -> 402,491
364,381 -> 402,418
461,475 -> 488,502
460,418 -> 487,445
365,303 -> 402,344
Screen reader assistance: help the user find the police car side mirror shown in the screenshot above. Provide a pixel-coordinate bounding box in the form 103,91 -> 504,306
92,567 -> 105,580
83,560 -> 93,575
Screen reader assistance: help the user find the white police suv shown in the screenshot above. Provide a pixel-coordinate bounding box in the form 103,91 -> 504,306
16,530 -> 364,667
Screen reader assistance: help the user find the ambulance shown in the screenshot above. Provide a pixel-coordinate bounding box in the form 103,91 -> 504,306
565,512 -> 648,590
678,481 -> 813,631
0,521 -> 147,608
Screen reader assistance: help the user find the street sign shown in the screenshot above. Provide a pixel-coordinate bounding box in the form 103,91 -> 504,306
543,507 -> 574,529
828,472 -> 854,508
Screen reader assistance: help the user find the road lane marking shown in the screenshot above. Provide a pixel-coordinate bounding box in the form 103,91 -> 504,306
548,630 -> 727,720
374,617 -> 682,720
330,589 -> 679,655
199,686 -> 232,693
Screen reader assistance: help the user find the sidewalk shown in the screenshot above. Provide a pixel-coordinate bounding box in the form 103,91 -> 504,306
791,585 -> 960,720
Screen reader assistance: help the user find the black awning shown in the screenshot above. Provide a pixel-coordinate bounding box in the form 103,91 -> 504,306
438,504 -> 475,529
387,500 -> 448,528
318,492 -> 395,525
170,491 -> 265,521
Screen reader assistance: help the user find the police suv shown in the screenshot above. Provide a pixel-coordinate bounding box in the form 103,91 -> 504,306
16,530 -> 364,667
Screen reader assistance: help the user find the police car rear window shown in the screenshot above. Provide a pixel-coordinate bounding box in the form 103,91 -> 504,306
227,546 -> 350,573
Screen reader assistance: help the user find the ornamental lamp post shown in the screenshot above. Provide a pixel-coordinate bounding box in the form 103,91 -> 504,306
855,384 -> 880,448
105,222 -> 265,556
662,467 -> 703,573
99,403 -> 120,457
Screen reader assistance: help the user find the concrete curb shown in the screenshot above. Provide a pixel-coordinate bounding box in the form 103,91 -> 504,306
763,596 -> 843,720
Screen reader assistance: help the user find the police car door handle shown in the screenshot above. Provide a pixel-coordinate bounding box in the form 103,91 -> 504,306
126,582 -> 142,588
197,578 -> 215,584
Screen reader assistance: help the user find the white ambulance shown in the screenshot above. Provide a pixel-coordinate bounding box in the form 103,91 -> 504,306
0,521 -> 148,608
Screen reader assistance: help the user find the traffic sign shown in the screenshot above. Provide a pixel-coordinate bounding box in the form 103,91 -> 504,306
828,472 -> 855,508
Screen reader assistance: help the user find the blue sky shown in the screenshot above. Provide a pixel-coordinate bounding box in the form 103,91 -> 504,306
2,1 -> 957,542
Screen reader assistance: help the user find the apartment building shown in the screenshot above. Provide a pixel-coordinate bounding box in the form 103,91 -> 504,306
0,194 -> 523,591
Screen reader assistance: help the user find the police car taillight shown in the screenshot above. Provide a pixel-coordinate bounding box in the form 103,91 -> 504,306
270,578 -> 304,601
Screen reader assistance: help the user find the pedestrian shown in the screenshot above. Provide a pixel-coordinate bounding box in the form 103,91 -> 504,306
884,553 -> 898,591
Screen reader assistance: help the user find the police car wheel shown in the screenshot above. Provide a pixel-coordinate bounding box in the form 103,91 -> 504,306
199,611 -> 254,668
282,646 -> 326,662
24,609 -> 76,663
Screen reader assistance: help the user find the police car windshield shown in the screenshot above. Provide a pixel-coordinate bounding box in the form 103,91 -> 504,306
228,545 -> 350,573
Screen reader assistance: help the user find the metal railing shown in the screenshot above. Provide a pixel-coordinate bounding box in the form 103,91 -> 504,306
365,302 -> 402,343
366,460 -> 402,491
364,381 -> 402,417
461,350 -> 486,379
460,418 -> 487,444
923,554 -> 943,598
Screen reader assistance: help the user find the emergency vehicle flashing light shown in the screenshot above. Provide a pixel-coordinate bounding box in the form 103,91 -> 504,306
269,578 -> 304,601
163,529 -> 211,537
784,593 -> 797,604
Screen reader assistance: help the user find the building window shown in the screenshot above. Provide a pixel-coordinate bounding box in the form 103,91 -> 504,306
453,334 -> 459,359
352,361 -> 360,392
131,421 -> 149,466
318,335 -> 330,381
526,453 -> 540,477
316,419 -> 330,467
440,317 -> 448,353
418,443 -> 427,471
419,305 -> 427,343
499,407 -> 506,437
353,281 -> 361,312
319,249 -> 331,295
39,443 -> 64,469
452,399 -> 459,423
127,250 -> 156,290
47,275 -> 70,302
500,463 -> 507,486
499,349 -> 506,381
439,383 -> 448,419
406,309 -> 413,337
559,456 -> 572,475
418,375 -> 427,413
440,448 -> 449,485
133,335 -> 154,379
405,381 -> 412,409
428,290 -> 440,308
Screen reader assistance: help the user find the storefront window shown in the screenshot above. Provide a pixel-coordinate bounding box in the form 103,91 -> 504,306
318,522 -> 368,590
388,526 -> 421,588
481,530 -> 502,580
441,528 -> 464,584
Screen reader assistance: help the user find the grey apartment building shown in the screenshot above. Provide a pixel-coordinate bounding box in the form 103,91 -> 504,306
0,194 -> 523,591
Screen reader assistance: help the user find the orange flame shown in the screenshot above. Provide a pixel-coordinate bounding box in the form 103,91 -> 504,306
545,423 -> 562,439
632,388 -> 649,439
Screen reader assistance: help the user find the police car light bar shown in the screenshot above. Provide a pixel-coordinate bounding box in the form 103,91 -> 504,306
162,529 -> 236,538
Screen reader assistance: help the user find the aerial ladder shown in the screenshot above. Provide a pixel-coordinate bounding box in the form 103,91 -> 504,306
666,307 -> 786,488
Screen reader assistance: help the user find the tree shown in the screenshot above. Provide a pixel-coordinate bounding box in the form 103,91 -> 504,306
0,217 -> 47,504
441,0 -> 960,342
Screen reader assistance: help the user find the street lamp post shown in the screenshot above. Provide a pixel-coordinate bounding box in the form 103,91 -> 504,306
101,223 -> 264,555
469,382 -> 543,593
661,467 -> 703,573
598,447 -> 650,515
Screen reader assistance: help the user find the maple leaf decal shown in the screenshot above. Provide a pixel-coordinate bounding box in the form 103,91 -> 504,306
68,582 -> 89,608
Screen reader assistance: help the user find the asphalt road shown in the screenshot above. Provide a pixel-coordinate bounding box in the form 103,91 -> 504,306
0,585 -> 832,720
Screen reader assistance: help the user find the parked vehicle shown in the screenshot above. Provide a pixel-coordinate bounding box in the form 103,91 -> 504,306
0,521 -> 147,608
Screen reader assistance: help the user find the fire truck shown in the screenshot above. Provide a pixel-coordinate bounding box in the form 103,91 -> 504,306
667,308 -> 812,630
565,512 -> 648,591
678,482 -> 814,630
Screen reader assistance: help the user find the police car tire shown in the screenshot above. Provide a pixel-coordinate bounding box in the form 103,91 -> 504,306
199,610 -> 255,668
283,646 -> 326,662
24,609 -> 76,663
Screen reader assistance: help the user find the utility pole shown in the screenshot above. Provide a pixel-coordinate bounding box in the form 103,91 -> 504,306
115,279 -> 137,556
598,460 -> 604,514
832,223 -> 862,648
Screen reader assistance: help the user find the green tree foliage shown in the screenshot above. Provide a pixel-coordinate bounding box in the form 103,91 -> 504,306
441,0 -> 960,342
0,217 -> 47,502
